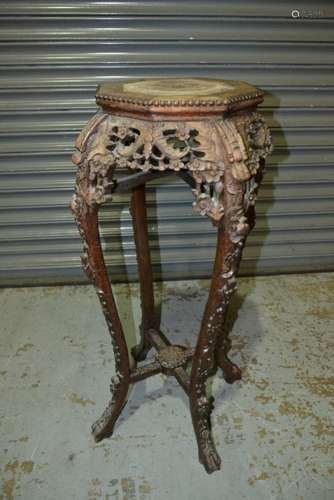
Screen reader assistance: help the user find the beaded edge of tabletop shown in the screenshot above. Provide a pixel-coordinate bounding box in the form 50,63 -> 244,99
95,79 -> 264,120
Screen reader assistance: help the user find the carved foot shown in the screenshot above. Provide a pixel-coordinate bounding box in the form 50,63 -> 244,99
190,393 -> 222,473
198,434 -> 222,473
218,353 -> 242,384
91,375 -> 128,442
92,402 -> 117,442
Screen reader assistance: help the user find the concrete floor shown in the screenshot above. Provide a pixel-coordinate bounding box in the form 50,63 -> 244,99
0,273 -> 333,500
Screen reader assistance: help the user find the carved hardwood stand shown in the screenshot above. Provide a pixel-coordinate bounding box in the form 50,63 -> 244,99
71,78 -> 272,473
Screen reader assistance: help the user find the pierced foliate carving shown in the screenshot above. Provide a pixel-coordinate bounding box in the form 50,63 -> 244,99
107,122 -> 207,173
192,181 -> 224,223
215,114 -> 272,183
230,112 -> 272,181
244,176 -> 258,210
245,114 -> 273,173
226,179 -> 250,244
108,120 -> 221,180
72,116 -> 116,208
71,112 -> 271,225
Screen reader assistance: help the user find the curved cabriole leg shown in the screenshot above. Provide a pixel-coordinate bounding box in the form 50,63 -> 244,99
130,184 -> 157,362
214,226 -> 244,385
190,171 -> 249,473
73,200 -> 130,442
71,140 -> 131,443
215,162 -> 264,382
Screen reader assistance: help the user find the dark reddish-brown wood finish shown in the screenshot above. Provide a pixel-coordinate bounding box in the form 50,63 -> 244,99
71,78 -> 272,474
130,185 -> 156,361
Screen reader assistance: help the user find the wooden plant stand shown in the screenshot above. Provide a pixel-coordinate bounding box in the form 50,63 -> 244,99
71,78 -> 272,473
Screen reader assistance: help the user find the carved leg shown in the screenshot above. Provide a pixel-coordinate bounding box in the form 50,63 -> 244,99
71,192 -> 130,443
190,172 -> 249,473
215,228 -> 244,385
130,184 -> 157,362
216,162 -> 264,382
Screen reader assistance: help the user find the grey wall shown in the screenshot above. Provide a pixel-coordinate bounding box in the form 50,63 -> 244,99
0,1 -> 334,285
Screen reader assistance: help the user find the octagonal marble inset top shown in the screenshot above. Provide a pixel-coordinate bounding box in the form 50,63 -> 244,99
96,77 -> 264,120
123,78 -> 234,97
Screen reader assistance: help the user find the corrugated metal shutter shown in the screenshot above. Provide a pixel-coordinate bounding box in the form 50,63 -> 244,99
0,1 -> 334,286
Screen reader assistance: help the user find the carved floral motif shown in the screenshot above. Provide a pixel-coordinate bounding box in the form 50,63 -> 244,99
71,112 -> 272,224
